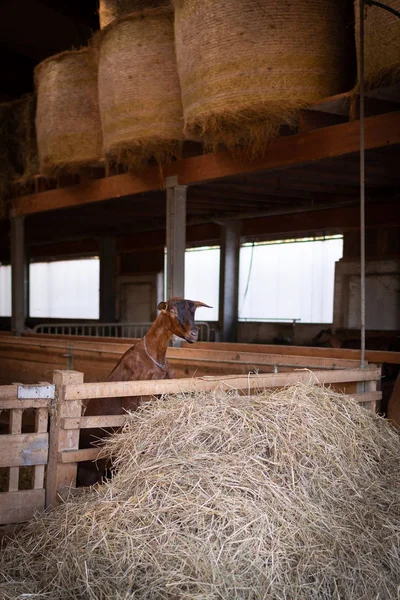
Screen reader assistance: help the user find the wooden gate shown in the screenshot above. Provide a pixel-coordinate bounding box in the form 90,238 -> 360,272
0,382 -> 53,525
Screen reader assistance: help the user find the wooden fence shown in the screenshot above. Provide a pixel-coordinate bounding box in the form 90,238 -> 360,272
0,365 -> 382,526
0,382 -> 53,525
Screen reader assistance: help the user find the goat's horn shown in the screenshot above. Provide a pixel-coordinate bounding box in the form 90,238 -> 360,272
194,301 -> 213,309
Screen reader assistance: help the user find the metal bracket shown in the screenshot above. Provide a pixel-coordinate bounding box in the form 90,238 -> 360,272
17,384 -> 55,400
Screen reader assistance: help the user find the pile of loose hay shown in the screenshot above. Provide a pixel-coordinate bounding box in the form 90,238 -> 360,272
99,0 -> 170,28
0,94 -> 38,215
1,383 -> 400,599
173,0 -> 347,154
355,0 -> 400,88
97,8 -> 183,173
35,48 -> 103,177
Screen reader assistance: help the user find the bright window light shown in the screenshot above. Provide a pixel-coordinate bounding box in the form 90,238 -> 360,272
0,265 -> 11,317
239,236 -> 343,323
30,258 -> 100,319
184,246 -> 220,321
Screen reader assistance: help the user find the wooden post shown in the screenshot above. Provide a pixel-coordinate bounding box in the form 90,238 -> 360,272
219,221 -> 241,342
166,177 -> 186,300
357,379 -> 378,413
99,236 -> 117,322
46,370 -> 84,508
11,215 -> 27,336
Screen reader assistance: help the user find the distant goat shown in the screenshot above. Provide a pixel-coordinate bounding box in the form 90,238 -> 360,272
78,297 -> 211,485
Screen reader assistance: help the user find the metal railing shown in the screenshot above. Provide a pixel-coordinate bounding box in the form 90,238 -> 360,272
32,321 -> 212,341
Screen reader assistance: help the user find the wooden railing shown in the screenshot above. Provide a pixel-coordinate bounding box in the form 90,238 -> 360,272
0,365 -> 381,525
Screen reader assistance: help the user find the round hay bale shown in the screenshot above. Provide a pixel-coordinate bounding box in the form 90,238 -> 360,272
99,0 -> 170,28
173,0 -> 347,153
35,48 -> 103,176
97,9 -> 183,172
355,0 -> 400,88
1,383 -> 400,599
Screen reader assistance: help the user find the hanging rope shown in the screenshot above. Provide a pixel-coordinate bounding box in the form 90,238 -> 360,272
358,0 -> 400,368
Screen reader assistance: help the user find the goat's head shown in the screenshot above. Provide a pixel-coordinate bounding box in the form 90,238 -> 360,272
157,297 -> 212,343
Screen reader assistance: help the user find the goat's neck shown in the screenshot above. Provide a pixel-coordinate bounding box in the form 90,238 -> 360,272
144,313 -> 174,363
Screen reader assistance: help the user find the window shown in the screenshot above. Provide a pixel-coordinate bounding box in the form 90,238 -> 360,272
0,265 -> 11,317
239,236 -> 343,323
185,246 -> 220,321
30,258 -> 100,319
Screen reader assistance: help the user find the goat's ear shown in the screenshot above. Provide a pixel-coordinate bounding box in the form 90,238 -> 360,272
157,301 -> 168,311
194,301 -> 213,310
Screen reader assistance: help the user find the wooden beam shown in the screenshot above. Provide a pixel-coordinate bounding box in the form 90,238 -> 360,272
11,110 -> 400,217
64,368 -> 381,401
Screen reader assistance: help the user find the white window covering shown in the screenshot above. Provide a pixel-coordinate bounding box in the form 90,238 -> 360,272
0,265 -> 12,317
239,237 -> 343,323
30,258 -> 100,319
184,247 -> 220,321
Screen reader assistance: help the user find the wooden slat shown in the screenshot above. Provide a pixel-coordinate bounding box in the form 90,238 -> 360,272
11,110 -> 400,217
62,415 -> 127,430
0,489 -> 45,525
0,385 -> 19,399
0,397 -> 51,410
59,448 -> 100,464
0,433 -> 48,468
8,409 -> 23,492
33,408 -> 48,490
168,348 -> 359,368
187,342 -> 400,365
64,368 -> 381,401
350,392 -> 381,404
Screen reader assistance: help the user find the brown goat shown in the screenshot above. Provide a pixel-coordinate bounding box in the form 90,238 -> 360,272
78,297 -> 211,485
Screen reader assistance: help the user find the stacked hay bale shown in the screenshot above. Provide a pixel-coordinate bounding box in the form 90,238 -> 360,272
355,0 -> 400,88
97,8 -> 183,172
0,94 -> 38,215
1,383 -> 400,599
35,48 -> 103,177
173,0 -> 347,154
99,0 -> 170,28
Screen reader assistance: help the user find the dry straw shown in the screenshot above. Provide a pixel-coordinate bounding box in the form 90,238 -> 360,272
0,94 -> 38,216
173,0 -> 347,155
355,0 -> 400,88
99,0 -> 170,28
1,382 -> 400,599
97,9 -> 183,172
35,48 -> 103,177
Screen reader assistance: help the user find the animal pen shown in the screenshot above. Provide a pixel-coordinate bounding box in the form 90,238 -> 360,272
0,341 -> 381,527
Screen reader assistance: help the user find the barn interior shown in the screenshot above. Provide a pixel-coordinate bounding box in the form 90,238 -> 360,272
0,0 -> 400,570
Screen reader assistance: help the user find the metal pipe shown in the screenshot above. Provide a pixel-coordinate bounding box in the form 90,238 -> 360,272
359,0 -> 366,368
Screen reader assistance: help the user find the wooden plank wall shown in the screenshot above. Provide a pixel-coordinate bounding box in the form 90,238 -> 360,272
1,334 -> 391,386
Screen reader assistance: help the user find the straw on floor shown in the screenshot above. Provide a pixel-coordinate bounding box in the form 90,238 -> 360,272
1,382 -> 400,599
355,0 -> 400,88
99,0 -> 170,28
35,48 -> 103,176
97,8 -> 183,173
173,0 -> 347,154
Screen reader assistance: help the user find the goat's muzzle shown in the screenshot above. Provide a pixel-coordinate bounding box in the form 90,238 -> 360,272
185,327 -> 199,344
